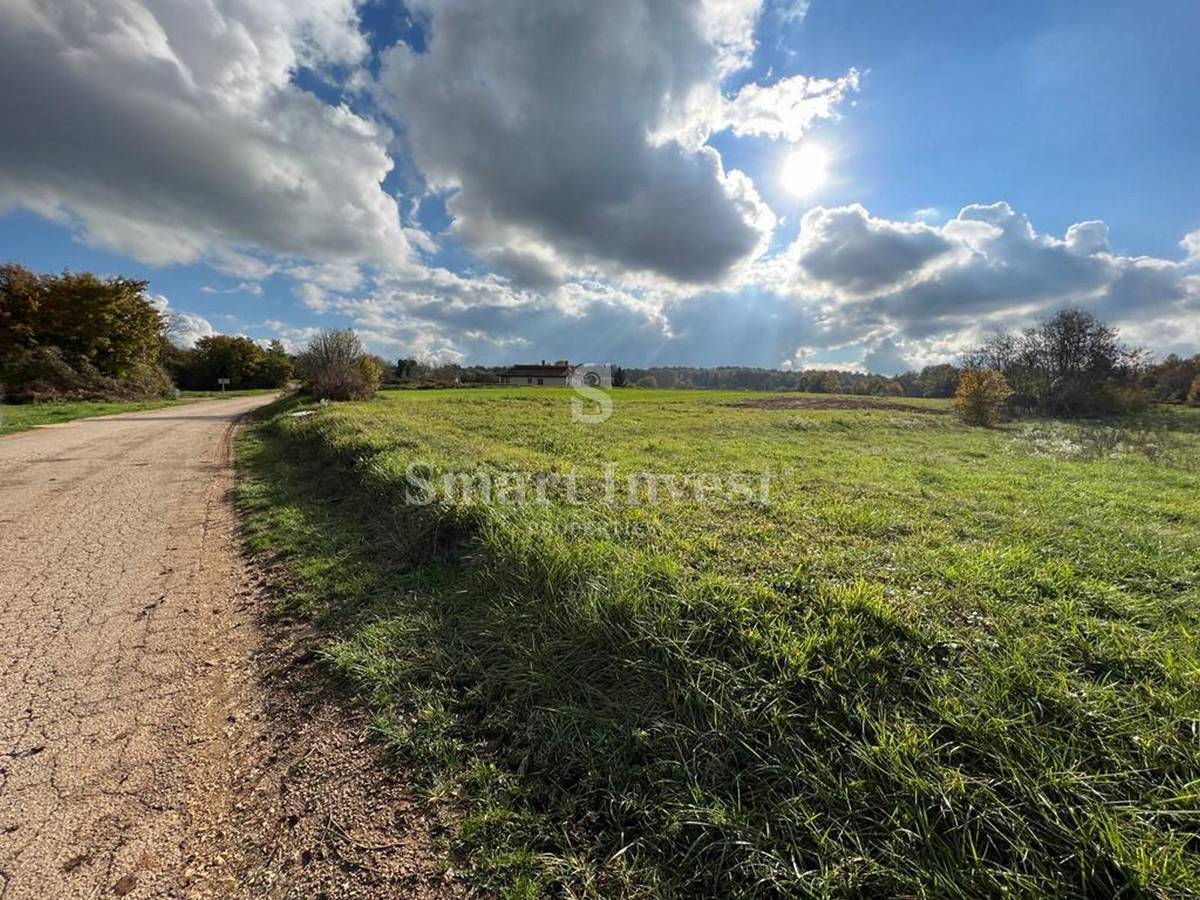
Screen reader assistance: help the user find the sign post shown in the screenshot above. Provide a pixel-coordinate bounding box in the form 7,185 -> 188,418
217,377 -> 230,395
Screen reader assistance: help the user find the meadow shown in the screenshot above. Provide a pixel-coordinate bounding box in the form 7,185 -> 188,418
237,387 -> 1200,897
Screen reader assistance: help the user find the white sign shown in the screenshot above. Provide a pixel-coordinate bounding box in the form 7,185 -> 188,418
217,378 -> 231,385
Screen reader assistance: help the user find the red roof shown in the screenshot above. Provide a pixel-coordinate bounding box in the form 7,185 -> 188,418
504,361 -> 571,375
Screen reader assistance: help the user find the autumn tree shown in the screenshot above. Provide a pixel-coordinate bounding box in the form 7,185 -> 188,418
0,263 -> 171,401
954,369 -> 1012,426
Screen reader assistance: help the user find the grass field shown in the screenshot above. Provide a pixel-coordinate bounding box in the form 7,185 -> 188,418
237,388 -> 1200,897
0,389 -> 280,435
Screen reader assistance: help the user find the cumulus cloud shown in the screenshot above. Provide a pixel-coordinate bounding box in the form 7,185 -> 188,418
148,294 -> 215,348
1065,220 -> 1110,256
373,0 -> 822,288
0,0 -> 410,270
777,200 -> 1200,357
1182,230 -> 1200,262
793,205 -> 955,297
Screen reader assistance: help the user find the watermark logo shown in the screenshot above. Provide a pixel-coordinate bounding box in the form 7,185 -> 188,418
404,462 -> 776,507
569,363 -> 613,424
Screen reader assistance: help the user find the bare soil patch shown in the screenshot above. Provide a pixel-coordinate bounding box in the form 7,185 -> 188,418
730,395 -> 949,413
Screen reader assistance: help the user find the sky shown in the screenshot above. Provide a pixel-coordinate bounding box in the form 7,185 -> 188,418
1,0 -> 1198,374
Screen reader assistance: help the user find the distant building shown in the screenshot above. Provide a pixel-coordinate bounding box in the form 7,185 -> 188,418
499,359 -> 572,386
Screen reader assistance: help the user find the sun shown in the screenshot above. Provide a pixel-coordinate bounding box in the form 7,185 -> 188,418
780,144 -> 830,196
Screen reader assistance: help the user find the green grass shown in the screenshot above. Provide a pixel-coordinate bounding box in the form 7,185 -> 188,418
0,389 -> 280,435
179,388 -> 281,399
0,397 -> 184,434
237,388 -> 1200,897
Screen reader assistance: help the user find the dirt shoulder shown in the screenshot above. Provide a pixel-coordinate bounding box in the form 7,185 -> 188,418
0,398 -> 459,898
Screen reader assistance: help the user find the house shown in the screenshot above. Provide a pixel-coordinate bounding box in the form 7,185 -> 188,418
499,359 -> 573,386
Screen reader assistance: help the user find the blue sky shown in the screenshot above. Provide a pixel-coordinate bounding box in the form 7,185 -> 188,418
2,0 -> 1197,372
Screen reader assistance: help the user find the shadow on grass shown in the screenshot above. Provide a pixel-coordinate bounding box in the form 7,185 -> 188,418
235,412 -> 1200,898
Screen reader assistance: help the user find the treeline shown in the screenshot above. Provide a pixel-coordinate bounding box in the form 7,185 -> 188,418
1,263 -> 294,402
963,308 -> 1198,417
164,336 -> 292,391
615,364 -> 962,398
1142,352 -> 1200,405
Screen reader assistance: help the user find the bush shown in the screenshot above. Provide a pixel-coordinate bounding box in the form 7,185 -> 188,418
954,368 -> 1012,426
296,329 -> 379,401
1189,375 -> 1200,407
0,345 -> 173,403
358,354 -> 384,393
1099,383 -> 1152,416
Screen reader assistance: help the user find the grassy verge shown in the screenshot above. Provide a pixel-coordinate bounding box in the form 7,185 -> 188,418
179,388 -> 282,399
0,389 -> 282,435
237,389 -> 1200,897
0,397 -> 187,435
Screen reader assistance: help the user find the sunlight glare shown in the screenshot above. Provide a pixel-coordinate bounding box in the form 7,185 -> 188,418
781,144 -> 830,196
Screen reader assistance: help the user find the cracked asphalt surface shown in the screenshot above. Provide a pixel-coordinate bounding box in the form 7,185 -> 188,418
0,397 -> 273,898
0,397 -> 462,900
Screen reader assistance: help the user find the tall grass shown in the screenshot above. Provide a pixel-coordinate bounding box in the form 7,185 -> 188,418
238,390 -> 1200,897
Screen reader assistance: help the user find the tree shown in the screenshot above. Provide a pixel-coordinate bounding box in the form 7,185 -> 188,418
395,357 -> 420,381
1,264 -> 162,379
635,375 -> 658,388
1189,375 -> 1200,407
168,335 -> 292,390
963,308 -> 1143,416
612,365 -> 627,388
257,340 -> 294,388
954,369 -> 1011,426
1142,353 -> 1200,402
296,329 -> 379,400
915,364 -> 961,398
0,263 -> 172,401
189,335 -> 262,388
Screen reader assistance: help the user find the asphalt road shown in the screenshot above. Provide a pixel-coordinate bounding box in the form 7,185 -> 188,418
0,396 -> 275,898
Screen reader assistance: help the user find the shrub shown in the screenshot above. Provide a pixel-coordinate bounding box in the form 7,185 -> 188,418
0,345 -> 173,402
296,329 -> 379,401
635,375 -> 657,388
954,368 -> 1011,426
1099,383 -> 1151,416
1189,375 -> 1200,407
358,354 -> 384,393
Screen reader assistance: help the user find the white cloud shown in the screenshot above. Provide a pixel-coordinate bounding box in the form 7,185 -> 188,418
149,294 -> 216,348
0,0 -> 411,271
1064,220 -> 1110,256
792,204 -> 956,298
775,200 -> 1200,356
663,69 -> 860,147
202,281 -> 263,297
1182,230 -> 1200,262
